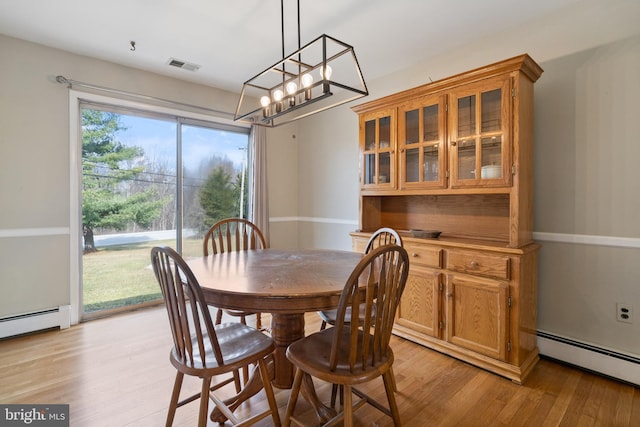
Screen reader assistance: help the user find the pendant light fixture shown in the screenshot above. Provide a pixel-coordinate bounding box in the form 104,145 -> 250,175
234,0 -> 368,127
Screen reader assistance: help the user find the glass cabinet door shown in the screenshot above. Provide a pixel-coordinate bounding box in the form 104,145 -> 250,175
449,77 -> 511,188
360,109 -> 396,189
398,95 -> 446,189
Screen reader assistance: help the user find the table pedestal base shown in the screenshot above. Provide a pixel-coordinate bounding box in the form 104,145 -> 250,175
270,313 -> 305,389
210,313 -> 336,425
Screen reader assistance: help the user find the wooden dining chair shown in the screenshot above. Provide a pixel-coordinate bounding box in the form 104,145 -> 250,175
203,218 -> 266,330
284,244 -> 410,427
318,228 -> 404,403
150,246 -> 281,427
317,227 -> 403,330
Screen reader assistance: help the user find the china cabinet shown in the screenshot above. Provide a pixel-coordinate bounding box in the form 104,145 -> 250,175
351,55 -> 543,384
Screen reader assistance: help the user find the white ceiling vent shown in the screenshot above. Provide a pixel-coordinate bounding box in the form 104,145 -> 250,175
167,58 -> 200,72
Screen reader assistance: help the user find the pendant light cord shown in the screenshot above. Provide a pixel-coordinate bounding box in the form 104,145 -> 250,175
280,0 -> 285,72
297,0 -> 301,51
279,0 -> 302,79
278,0 -> 302,55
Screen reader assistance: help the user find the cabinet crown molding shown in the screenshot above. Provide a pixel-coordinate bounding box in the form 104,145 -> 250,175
352,54 -> 543,114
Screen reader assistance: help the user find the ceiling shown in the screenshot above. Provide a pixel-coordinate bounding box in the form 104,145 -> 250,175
0,0 -> 583,93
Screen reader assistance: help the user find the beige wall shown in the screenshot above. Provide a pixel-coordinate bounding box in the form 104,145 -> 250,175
534,39 -> 640,355
1,0 -> 639,362
291,0 -> 640,358
0,34 -> 300,319
265,122 -> 300,248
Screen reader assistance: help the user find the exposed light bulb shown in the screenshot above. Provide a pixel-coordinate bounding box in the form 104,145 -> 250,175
272,89 -> 284,113
286,81 -> 298,95
285,82 -> 297,107
301,73 -> 314,101
260,96 -> 271,107
320,64 -> 333,80
301,73 -> 313,88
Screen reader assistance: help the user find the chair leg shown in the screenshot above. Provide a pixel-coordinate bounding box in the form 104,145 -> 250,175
198,377 -> 212,427
343,384 -> 354,427
330,384 -> 338,408
320,320 -> 327,330
390,366 -> 398,392
383,370 -> 402,426
242,365 -> 250,386
233,369 -> 242,393
234,313 -> 249,385
256,313 -> 262,330
166,371 -> 184,427
283,368 -> 304,427
215,308 -> 223,325
329,384 -> 345,408
258,357 -> 281,426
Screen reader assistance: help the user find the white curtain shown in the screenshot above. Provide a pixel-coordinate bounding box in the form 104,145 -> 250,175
248,124 -> 270,245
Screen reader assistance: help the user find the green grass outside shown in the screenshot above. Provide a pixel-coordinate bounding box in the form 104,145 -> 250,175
82,238 -> 202,312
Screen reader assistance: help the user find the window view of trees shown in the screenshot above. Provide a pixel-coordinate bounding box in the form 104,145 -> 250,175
81,110 -> 165,253
80,107 -> 249,314
197,160 -> 247,230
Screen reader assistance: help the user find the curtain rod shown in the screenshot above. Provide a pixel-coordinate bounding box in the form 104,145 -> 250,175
55,75 -> 237,120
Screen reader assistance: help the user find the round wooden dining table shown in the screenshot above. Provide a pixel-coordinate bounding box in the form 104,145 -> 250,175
186,247 -> 363,389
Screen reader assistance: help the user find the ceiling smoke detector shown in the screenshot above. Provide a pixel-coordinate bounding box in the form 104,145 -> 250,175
167,58 -> 200,72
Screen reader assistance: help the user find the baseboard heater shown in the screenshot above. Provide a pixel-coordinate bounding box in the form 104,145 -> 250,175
537,330 -> 640,386
0,306 -> 71,339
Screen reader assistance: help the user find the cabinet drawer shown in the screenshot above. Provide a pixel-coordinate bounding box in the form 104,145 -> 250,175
446,250 -> 510,280
406,245 -> 442,268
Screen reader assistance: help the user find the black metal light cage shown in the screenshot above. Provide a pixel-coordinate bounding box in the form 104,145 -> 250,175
234,32 -> 368,127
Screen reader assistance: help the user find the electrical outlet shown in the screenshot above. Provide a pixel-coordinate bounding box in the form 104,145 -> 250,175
616,303 -> 632,323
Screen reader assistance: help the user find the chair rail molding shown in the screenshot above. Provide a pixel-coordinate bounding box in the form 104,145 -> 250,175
0,227 -> 70,238
533,232 -> 640,249
265,227 -> 640,249
269,216 -> 358,226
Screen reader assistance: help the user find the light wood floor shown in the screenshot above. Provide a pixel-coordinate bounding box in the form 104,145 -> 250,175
1,306 -> 639,426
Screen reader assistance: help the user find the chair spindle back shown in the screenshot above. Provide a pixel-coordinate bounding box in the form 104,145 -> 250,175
151,246 -> 224,368
329,245 -> 409,372
203,218 -> 266,255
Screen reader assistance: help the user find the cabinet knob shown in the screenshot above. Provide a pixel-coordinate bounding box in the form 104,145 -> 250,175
411,253 -> 418,258
470,261 -> 479,268
446,293 -> 454,298
451,141 -> 457,146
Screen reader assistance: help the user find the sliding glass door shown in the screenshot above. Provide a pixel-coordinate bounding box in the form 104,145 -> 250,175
180,122 -> 250,258
80,105 -> 249,318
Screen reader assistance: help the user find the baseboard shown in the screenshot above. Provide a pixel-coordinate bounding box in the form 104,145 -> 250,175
0,306 -> 71,339
537,331 -> 640,386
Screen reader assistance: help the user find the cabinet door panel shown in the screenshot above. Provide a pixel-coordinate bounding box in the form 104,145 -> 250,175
360,109 -> 397,189
449,77 -> 511,188
445,274 -> 508,360
397,267 -> 441,338
398,95 -> 447,189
